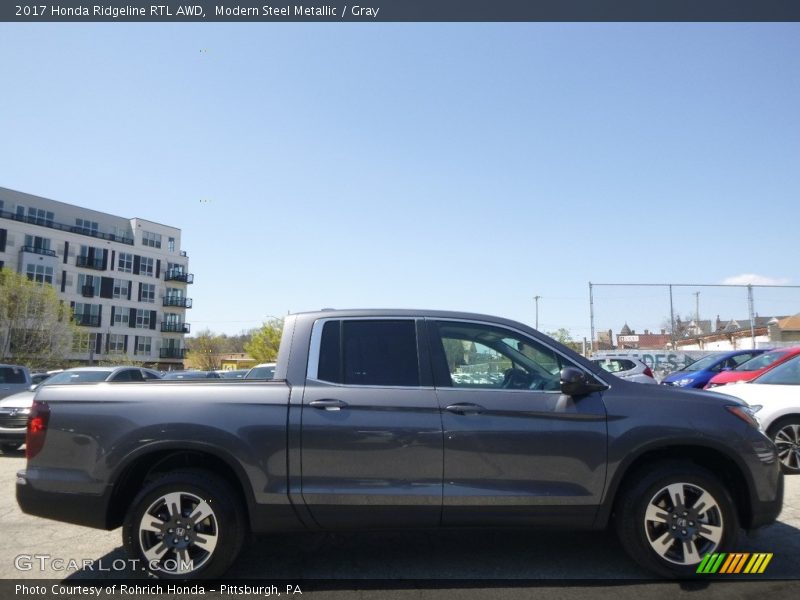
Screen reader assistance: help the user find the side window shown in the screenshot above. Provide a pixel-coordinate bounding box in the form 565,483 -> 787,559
732,353 -> 757,367
111,370 -> 133,382
142,370 -> 160,380
432,321 -> 567,391
0,367 -> 27,383
316,320 -> 420,387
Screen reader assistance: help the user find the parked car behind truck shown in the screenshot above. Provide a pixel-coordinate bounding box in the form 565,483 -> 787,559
17,310 -> 783,579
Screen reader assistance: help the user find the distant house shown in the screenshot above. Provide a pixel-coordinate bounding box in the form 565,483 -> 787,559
616,324 -> 671,350
767,314 -> 800,344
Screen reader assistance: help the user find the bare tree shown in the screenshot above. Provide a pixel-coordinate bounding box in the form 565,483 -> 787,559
185,329 -> 226,370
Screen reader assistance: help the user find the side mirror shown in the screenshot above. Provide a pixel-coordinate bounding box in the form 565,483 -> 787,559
28,384 -> 38,392
560,367 -> 608,397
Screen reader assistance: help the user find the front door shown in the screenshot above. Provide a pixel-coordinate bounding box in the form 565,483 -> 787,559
427,319 -> 608,528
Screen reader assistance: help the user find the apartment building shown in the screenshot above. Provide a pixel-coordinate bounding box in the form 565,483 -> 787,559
0,186 -> 192,368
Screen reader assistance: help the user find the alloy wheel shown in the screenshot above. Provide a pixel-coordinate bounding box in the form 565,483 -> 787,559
643,482 -> 724,566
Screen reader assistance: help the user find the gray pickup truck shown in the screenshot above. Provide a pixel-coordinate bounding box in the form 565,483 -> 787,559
17,310 -> 783,579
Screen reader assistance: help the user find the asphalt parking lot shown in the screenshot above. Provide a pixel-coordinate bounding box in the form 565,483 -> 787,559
1,448 -> 799,599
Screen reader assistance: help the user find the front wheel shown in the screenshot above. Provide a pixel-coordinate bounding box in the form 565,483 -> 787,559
615,463 -> 739,578
122,471 -> 245,579
767,417 -> 800,474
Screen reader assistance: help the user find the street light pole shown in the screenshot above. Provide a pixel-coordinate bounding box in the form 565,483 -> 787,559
533,295 -> 541,330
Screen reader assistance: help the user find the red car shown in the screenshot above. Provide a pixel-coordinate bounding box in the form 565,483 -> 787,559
704,346 -> 800,389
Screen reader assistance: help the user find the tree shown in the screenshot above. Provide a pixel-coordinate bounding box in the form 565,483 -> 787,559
545,328 -> 582,353
244,318 -> 284,362
185,329 -> 227,370
0,268 -> 76,369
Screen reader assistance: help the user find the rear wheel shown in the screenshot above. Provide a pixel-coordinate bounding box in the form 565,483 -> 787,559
767,417 -> 800,474
615,463 -> 739,578
122,470 -> 245,579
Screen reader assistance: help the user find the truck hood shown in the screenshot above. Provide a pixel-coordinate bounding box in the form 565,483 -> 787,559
0,390 -> 35,409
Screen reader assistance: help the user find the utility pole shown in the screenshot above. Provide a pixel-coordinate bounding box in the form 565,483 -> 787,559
747,284 -> 756,349
694,291 -> 701,324
533,295 -> 541,330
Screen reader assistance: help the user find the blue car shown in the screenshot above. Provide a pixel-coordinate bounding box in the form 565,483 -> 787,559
660,349 -> 769,388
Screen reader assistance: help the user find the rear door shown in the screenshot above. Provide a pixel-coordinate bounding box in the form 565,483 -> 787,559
300,318 -> 443,529
427,319 -> 608,528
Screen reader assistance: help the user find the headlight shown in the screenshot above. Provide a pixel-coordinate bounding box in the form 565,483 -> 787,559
676,378 -> 694,387
725,405 -> 760,429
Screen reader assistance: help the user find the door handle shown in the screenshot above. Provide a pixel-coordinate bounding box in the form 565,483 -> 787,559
445,403 -> 485,415
309,399 -> 348,411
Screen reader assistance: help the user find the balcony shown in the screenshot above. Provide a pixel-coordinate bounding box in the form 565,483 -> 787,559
20,245 -> 57,257
160,348 -> 187,359
0,209 -> 134,245
73,314 -> 101,327
161,322 -> 190,334
76,256 -> 105,270
165,270 -> 194,284
163,296 -> 193,308
81,285 -> 96,298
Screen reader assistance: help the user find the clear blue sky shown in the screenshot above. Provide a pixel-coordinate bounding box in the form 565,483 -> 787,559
2,23 -> 799,339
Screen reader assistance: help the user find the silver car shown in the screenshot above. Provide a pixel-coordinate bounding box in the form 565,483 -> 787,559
591,357 -> 657,384
0,366 -> 161,452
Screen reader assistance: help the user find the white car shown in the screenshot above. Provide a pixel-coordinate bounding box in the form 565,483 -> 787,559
591,357 -> 657,384
244,362 -> 276,379
716,353 -> 800,474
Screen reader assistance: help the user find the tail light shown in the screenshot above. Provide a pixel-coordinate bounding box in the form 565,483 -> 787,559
643,366 -> 654,378
26,401 -> 50,459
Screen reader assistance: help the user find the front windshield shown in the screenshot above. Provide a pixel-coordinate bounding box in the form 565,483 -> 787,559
754,354 -> 800,385
734,350 -> 786,372
44,370 -> 112,385
679,354 -> 720,372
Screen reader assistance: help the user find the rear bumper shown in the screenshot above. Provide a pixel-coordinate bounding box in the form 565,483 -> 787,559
16,470 -> 112,529
0,428 -> 26,443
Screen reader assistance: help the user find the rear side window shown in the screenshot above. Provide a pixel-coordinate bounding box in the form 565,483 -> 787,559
317,320 -> 420,387
0,367 -> 27,384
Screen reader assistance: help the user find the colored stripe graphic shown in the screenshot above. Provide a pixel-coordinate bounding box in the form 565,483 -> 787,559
697,553 -> 773,575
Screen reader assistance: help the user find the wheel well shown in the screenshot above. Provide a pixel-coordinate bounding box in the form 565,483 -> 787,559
766,413 -> 800,435
107,450 -> 249,529
610,446 -> 752,528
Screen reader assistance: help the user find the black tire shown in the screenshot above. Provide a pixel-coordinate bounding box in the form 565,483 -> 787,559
614,463 -> 739,578
767,417 -> 800,475
122,470 -> 246,579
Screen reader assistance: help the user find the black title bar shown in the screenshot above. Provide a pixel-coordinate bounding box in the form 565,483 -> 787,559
3,1 -> 800,22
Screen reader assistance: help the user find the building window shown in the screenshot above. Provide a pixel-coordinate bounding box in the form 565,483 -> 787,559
135,309 -> 151,329
140,283 -> 156,303
20,206 -> 55,226
77,274 -> 100,296
108,334 -> 126,354
168,237 -> 176,252
140,257 -> 154,277
26,264 -> 54,285
72,332 -> 98,353
135,336 -> 152,355
73,303 -> 101,326
75,218 -> 99,235
113,279 -> 130,299
24,235 -> 52,251
142,231 -> 162,248
118,252 -> 133,273
113,307 -> 129,327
